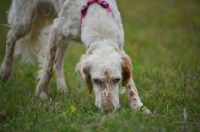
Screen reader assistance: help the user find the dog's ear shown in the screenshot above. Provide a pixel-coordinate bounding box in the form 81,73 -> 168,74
121,52 -> 132,86
76,54 -> 92,94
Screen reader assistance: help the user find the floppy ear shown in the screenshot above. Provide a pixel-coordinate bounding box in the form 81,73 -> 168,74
76,54 -> 93,94
121,52 -> 132,86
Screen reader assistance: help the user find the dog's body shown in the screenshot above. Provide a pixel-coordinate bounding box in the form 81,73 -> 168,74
0,0 -> 150,113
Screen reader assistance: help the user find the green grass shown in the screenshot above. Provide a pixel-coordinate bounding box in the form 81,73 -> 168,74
0,0 -> 200,131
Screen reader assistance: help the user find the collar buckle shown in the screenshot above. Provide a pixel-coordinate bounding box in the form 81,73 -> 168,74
81,5 -> 88,15
100,1 -> 109,8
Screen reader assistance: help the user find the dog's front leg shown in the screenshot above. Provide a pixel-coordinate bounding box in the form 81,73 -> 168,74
55,40 -> 69,93
125,77 -> 151,114
36,27 -> 62,99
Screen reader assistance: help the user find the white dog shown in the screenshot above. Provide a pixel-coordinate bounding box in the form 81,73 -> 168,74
0,0 -> 151,113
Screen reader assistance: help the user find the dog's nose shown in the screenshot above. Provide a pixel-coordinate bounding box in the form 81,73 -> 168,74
102,101 -> 114,113
104,106 -> 114,113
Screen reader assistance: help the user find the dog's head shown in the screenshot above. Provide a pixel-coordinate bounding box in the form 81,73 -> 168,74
76,41 -> 132,112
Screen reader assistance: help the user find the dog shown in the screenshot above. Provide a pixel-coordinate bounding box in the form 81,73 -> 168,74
0,0 -> 151,113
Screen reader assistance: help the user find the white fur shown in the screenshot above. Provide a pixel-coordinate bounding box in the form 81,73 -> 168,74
0,0 -> 151,113
80,41 -> 122,110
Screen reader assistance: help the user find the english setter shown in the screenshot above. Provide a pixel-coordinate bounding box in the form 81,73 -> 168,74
0,0 -> 151,113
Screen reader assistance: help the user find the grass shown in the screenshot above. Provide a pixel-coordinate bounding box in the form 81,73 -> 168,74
0,0 -> 200,131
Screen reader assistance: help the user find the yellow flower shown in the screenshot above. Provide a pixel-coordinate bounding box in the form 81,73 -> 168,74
70,104 -> 77,113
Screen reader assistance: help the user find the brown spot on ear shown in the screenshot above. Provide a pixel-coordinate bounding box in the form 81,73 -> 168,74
83,69 -> 92,94
85,77 -> 92,94
130,91 -> 135,97
121,54 -> 132,86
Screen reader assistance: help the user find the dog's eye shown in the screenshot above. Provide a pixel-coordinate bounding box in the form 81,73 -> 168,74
93,79 -> 102,84
113,78 -> 120,83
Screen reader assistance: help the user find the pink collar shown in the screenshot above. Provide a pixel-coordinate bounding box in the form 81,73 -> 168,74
81,0 -> 114,22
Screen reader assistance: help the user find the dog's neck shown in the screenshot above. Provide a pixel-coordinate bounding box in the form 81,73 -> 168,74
80,2 -> 121,50
81,0 -> 114,22
87,39 -> 119,51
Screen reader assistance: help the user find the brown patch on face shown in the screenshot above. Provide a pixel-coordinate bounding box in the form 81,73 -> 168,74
100,82 -> 106,90
104,100 -> 114,112
102,93 -> 114,112
107,92 -> 112,99
130,91 -> 135,97
99,69 -> 116,112
104,70 -> 109,78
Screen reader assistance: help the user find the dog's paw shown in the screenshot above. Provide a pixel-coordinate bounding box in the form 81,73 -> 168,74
57,79 -> 68,93
132,105 -> 152,115
58,87 -> 68,93
38,91 -> 49,99
57,83 -> 68,93
139,106 -> 152,115
35,82 -> 49,100
35,89 -> 49,100
35,73 -> 51,99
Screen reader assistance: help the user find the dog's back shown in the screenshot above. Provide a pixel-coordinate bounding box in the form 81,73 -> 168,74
9,0 -> 57,62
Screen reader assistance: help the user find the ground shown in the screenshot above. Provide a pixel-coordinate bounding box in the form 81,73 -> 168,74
0,0 -> 200,131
